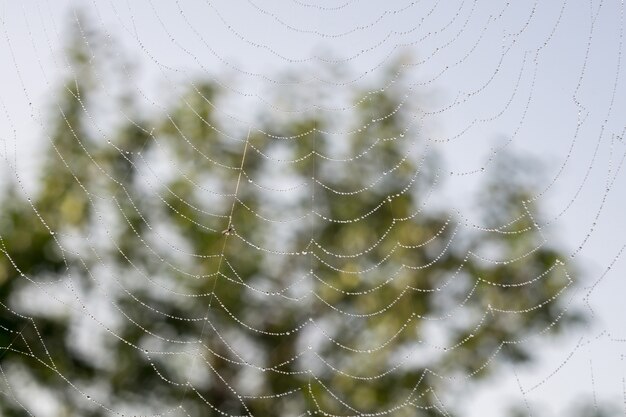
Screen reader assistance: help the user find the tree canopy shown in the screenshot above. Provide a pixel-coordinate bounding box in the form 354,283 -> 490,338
0,17 -> 582,417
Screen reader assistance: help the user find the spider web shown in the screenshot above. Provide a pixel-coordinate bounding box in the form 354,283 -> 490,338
0,1 -> 625,416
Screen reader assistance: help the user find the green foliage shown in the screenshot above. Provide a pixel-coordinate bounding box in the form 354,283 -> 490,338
0,18 -> 581,417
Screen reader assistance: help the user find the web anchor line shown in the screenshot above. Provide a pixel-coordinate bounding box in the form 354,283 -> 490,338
178,127 -> 252,413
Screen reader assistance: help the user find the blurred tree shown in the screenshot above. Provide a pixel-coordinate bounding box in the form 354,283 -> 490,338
0,15 -> 582,417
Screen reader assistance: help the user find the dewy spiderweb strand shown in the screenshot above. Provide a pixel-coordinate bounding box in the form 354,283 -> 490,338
0,1 -> 625,416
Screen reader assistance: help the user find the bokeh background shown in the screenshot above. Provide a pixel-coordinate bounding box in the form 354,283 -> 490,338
1,1 -> 626,416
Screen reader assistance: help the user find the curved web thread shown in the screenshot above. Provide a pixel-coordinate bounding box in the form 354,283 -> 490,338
0,1 -> 625,416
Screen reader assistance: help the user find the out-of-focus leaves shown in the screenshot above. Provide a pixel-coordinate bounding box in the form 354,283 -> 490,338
0,15 -> 586,417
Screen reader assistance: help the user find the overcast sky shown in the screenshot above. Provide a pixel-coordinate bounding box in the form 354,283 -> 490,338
1,1 -> 626,415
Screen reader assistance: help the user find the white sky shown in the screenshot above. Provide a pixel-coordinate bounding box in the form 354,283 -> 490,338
1,0 -> 626,416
